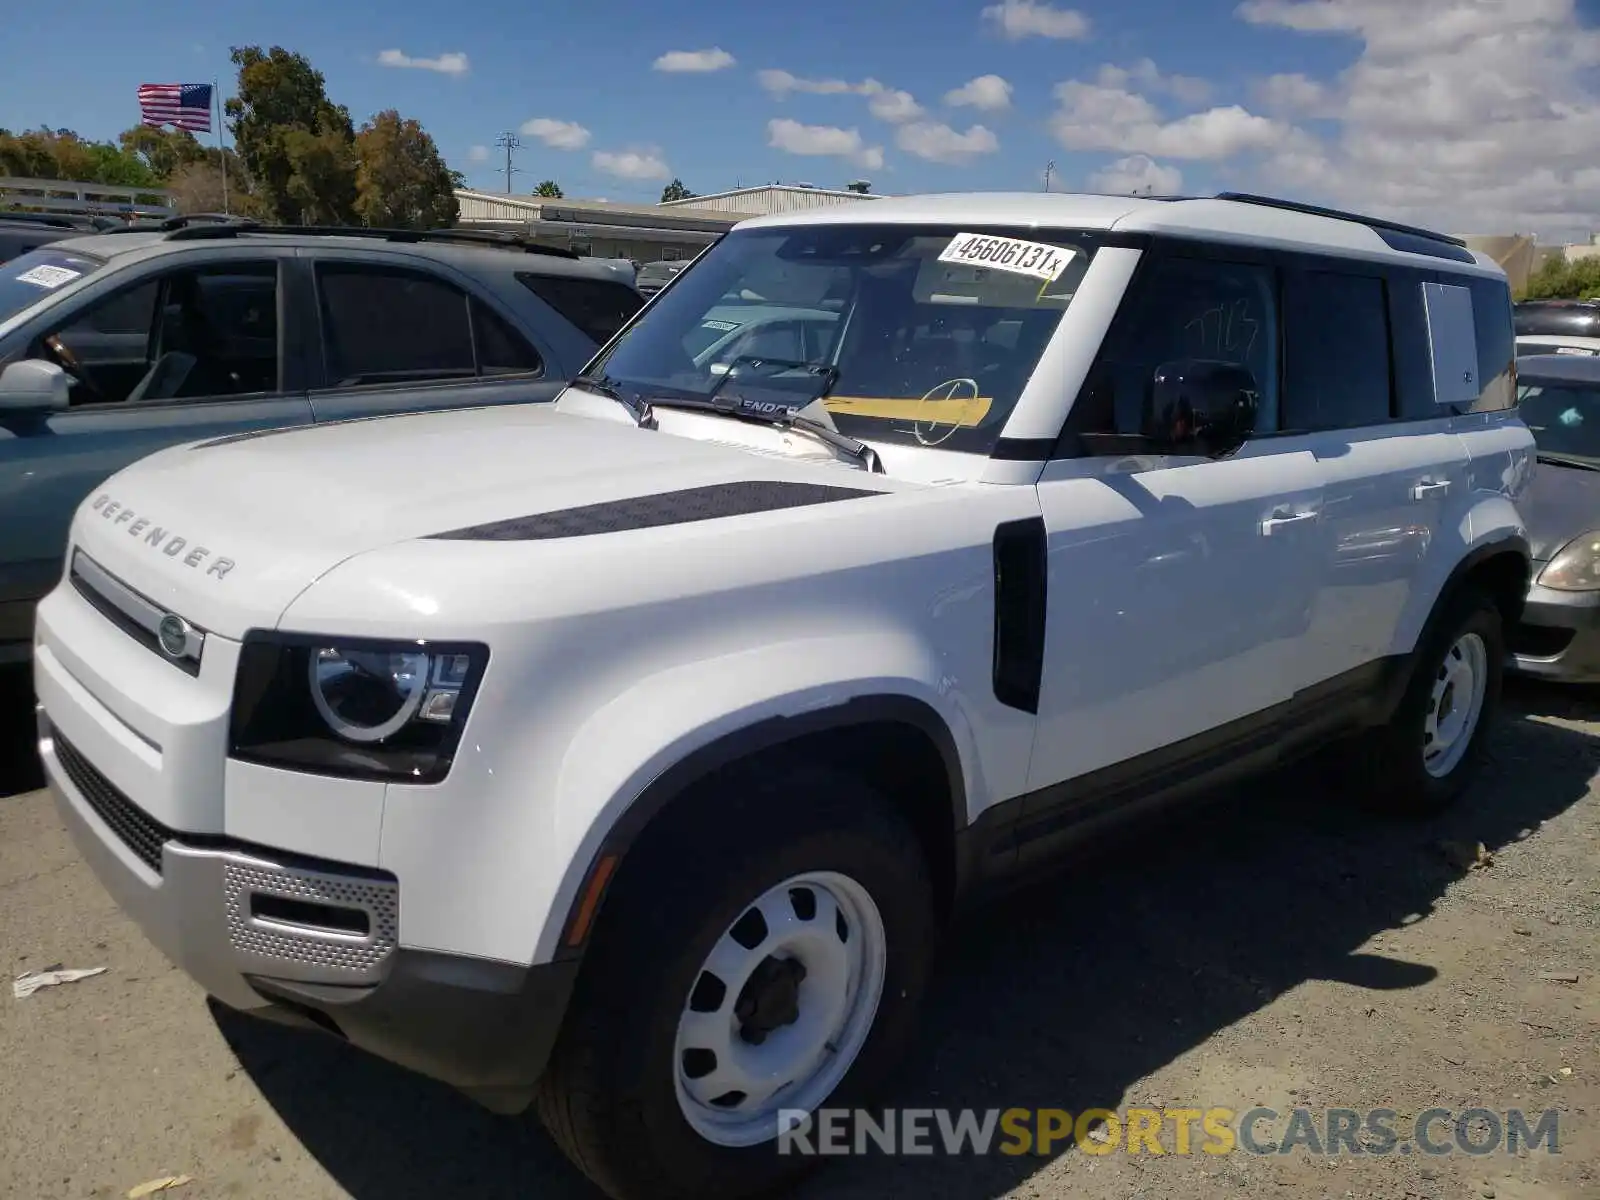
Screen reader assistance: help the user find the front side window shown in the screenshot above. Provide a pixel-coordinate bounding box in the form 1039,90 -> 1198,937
38,262 -> 278,406
1071,255 -> 1278,443
1516,379 -> 1600,464
585,224 -> 1099,454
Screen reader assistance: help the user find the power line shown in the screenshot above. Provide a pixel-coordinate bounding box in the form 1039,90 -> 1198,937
494,131 -> 522,194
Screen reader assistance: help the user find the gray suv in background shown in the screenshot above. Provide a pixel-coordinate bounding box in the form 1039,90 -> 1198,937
0,216 -> 645,664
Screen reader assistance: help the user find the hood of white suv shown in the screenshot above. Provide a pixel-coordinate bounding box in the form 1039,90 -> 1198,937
67,402 -> 896,638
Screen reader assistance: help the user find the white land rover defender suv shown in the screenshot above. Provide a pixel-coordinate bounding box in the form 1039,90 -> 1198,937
34,191 -> 1532,1199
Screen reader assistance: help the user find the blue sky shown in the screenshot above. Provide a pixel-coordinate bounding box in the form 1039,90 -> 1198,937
2,1 -> 1598,235
0,0 -> 1355,201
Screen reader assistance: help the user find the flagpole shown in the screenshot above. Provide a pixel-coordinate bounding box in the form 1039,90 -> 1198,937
214,78 -> 229,215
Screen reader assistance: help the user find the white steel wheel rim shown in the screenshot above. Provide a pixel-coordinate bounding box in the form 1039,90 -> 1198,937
1423,631 -> 1489,778
672,870 -> 888,1148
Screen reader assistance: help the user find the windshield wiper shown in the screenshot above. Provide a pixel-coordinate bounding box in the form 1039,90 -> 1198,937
569,372 -> 649,425
647,356 -> 884,472
1537,452 -> 1600,472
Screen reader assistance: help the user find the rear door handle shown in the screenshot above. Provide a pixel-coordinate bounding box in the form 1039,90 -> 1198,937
1260,511 -> 1318,537
1412,480 -> 1451,500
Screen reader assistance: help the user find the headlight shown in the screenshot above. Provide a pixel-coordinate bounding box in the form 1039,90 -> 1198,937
229,633 -> 489,782
1538,530 -> 1600,591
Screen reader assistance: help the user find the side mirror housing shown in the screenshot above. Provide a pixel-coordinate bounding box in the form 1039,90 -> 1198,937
0,359 -> 71,415
1146,359 -> 1260,458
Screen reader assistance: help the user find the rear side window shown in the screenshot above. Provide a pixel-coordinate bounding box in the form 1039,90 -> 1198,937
316,264 -> 543,387
1467,276 -> 1516,412
1281,270 -> 1393,430
516,272 -> 643,345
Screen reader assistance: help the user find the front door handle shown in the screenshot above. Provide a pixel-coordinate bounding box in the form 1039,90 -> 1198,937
1412,480 -> 1451,500
1260,511 -> 1318,537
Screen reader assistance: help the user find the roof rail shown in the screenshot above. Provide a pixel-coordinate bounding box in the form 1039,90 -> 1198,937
1213,192 -> 1469,248
155,221 -> 582,259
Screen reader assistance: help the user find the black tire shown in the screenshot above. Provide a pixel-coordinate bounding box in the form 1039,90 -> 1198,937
1348,586 -> 1504,817
536,761 -> 939,1200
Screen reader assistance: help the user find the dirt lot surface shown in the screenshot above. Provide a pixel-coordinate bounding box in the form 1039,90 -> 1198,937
1,665 -> 1596,1200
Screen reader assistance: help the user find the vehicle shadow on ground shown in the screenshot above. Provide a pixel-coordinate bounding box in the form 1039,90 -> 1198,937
214,679 -> 1600,1200
0,664 -> 43,798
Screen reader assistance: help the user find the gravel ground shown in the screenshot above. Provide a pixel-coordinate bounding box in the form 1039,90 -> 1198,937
0,664 -> 1596,1200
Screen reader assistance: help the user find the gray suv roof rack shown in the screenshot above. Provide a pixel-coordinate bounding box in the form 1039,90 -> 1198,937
158,218 -> 582,259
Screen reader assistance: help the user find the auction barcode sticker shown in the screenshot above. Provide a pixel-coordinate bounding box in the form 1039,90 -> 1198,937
15,264 -> 81,289
937,233 -> 1076,282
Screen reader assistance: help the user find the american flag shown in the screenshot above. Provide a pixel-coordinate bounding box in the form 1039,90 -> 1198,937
137,82 -> 213,132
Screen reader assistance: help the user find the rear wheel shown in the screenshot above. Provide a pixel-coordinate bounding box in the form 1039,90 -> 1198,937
1350,586 -> 1504,817
536,763 -> 938,1200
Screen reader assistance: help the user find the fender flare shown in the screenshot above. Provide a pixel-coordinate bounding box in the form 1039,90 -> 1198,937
547,692 -> 968,963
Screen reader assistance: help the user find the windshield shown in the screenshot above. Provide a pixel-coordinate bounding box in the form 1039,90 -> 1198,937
1518,379 -> 1600,462
585,223 -> 1098,454
0,247 -> 104,326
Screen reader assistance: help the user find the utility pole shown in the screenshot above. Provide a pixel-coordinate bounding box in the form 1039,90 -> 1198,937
1043,160 -> 1056,192
494,131 -> 522,194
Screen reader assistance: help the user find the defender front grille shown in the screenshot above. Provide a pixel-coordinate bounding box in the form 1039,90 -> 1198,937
224,862 -> 399,978
53,732 -> 171,874
69,550 -> 206,676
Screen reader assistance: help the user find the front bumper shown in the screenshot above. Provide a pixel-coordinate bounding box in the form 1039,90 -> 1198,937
1507,574 -> 1600,684
41,708 -> 577,1113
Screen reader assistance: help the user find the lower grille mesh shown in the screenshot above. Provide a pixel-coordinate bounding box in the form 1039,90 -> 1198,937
53,733 -> 171,874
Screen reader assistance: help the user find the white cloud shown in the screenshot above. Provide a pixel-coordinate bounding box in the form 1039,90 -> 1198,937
895,121 -> 1000,164
520,118 -> 591,150
1236,0 -> 1600,237
758,70 -> 924,123
868,88 -> 923,123
1254,71 -> 1332,115
652,47 -> 736,72
467,145 -> 490,164
592,148 -> 672,181
982,0 -> 1091,40
1089,154 -> 1185,194
1049,77 -> 1303,159
945,74 -> 1014,112
767,118 -> 884,169
1096,59 -> 1213,106
376,49 -> 469,76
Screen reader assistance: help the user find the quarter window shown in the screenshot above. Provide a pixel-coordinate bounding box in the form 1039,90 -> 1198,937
1282,271 -> 1393,430
515,272 -> 643,345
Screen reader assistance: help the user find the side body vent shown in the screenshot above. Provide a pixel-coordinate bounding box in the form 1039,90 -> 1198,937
991,516 -> 1048,713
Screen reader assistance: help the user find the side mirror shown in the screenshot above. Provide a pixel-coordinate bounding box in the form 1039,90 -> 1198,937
1146,359 -> 1259,458
0,359 -> 71,415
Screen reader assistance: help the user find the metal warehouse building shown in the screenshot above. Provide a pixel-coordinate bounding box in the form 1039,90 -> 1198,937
454,184 -> 881,263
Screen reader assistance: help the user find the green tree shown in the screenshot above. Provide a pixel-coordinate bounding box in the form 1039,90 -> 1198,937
660,178 -> 693,202
0,127 -> 156,187
535,179 -> 563,198
226,44 -> 357,223
1521,255 -> 1600,301
118,126 -> 207,180
353,110 -> 460,229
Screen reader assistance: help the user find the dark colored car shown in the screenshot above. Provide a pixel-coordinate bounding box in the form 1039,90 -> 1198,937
1508,353 -> 1600,681
0,217 -> 646,665
0,214 -> 98,264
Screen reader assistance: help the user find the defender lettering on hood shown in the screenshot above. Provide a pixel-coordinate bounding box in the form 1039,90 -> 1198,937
89,494 -> 236,580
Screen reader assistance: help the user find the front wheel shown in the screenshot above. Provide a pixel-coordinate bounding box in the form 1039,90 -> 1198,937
536,764 -> 938,1200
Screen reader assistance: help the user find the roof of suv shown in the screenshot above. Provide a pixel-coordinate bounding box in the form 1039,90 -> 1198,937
731,190 -> 1503,275
39,221 -> 637,285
